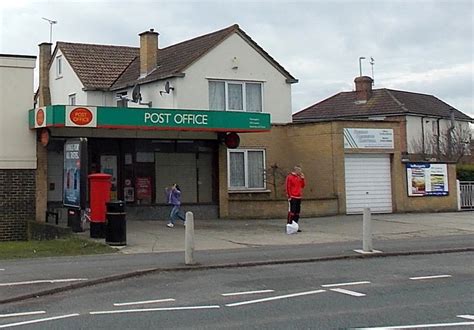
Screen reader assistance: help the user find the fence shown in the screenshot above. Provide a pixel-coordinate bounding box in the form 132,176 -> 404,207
458,180 -> 474,210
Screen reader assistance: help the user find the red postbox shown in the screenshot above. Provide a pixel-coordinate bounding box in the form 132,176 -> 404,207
88,173 -> 112,238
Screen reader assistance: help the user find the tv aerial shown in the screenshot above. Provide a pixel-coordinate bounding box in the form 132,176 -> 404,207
160,81 -> 175,96
42,17 -> 57,43
370,57 -> 375,85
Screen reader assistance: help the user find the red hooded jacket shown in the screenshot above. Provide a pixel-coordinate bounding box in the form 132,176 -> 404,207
286,172 -> 305,199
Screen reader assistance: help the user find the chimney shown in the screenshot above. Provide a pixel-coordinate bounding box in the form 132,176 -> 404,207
139,29 -> 159,77
354,76 -> 373,102
38,42 -> 52,107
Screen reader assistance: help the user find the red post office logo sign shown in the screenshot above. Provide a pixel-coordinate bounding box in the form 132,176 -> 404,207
34,108 -> 46,128
65,106 -> 97,127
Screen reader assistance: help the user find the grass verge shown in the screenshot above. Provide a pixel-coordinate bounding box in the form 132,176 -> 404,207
0,236 -> 116,260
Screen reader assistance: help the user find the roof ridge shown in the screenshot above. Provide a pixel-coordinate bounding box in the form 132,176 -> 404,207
57,41 -> 138,50
384,88 -> 410,112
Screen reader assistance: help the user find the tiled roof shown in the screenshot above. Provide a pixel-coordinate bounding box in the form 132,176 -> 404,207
56,42 -> 138,90
55,24 -> 297,91
293,88 -> 473,122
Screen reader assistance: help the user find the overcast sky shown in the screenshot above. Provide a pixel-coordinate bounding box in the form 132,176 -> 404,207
1,0 -> 472,117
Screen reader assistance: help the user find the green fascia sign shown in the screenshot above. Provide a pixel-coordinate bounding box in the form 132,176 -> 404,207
29,105 -> 271,132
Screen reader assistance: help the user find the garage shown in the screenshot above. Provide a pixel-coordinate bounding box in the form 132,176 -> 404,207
344,153 -> 393,214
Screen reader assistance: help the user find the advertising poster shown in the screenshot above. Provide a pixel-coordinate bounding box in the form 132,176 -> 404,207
136,177 -> 152,204
63,138 -> 88,208
406,163 -> 448,197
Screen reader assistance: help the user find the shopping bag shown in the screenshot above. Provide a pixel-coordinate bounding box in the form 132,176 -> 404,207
286,221 -> 299,235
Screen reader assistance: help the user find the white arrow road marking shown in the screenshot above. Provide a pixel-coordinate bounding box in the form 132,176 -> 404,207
0,278 -> 88,287
321,281 -> 371,288
330,288 -> 366,297
221,290 -> 274,296
225,289 -> 326,307
0,314 -> 79,328
458,315 -> 474,320
357,321 -> 474,329
113,298 -> 175,307
409,275 -> 452,280
0,311 -> 46,318
90,305 -> 220,315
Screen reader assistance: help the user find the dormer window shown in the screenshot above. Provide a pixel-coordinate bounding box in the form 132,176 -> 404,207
209,80 -> 263,112
56,55 -> 63,78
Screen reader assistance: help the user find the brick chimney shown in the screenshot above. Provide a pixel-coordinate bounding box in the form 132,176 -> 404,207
38,42 -> 52,107
139,29 -> 159,77
354,76 -> 373,102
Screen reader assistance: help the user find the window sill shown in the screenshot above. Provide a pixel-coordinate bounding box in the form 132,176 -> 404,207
228,189 -> 271,194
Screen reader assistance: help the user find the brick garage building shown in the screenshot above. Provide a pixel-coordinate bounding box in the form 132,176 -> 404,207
0,54 -> 37,240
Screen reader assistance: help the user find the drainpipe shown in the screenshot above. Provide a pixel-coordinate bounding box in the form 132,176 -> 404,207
420,117 -> 425,155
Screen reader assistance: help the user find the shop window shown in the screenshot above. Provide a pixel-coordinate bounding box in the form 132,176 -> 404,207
209,80 -> 263,112
228,149 -> 265,190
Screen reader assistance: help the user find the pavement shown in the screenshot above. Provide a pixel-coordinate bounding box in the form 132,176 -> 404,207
0,211 -> 473,304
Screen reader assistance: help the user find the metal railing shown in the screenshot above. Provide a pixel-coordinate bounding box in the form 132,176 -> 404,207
458,181 -> 474,210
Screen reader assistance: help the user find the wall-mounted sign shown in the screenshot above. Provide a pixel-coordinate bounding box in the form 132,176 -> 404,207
65,106 -> 97,127
63,138 -> 88,208
136,177 -> 152,204
34,107 -> 46,128
344,128 -> 394,149
406,163 -> 449,197
29,105 -> 270,132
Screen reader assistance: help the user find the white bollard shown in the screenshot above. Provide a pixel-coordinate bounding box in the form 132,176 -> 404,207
185,211 -> 195,265
362,207 -> 372,252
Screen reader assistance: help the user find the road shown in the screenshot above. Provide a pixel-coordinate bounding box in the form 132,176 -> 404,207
0,252 -> 473,329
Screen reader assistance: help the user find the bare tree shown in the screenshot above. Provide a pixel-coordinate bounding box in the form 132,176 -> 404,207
410,123 -> 472,162
264,163 -> 290,198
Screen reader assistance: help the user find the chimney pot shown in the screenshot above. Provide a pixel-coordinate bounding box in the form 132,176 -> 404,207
354,76 -> 373,102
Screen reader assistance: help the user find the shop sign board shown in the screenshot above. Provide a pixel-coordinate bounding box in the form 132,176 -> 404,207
63,138 -> 88,208
29,105 -> 270,132
406,163 -> 449,197
344,128 -> 394,149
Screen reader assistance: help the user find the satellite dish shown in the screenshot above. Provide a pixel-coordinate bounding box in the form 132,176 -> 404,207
164,81 -> 174,94
132,84 -> 142,103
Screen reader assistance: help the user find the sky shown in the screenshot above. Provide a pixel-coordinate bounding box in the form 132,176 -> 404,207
1,0 -> 472,118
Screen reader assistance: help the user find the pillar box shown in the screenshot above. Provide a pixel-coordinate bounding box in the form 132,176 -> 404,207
88,173 -> 112,238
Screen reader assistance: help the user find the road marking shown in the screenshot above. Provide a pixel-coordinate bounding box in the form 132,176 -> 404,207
0,313 -> 79,328
0,278 -> 88,287
113,298 -> 175,307
458,315 -> 474,320
221,289 -> 274,296
90,305 -> 220,315
225,289 -> 326,307
409,275 -> 452,280
330,288 -> 366,297
357,321 -> 474,329
0,269 -> 4,271
321,281 -> 371,288
0,311 -> 46,318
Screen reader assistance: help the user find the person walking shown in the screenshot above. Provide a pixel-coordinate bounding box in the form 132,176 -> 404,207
285,165 -> 305,232
166,184 -> 185,228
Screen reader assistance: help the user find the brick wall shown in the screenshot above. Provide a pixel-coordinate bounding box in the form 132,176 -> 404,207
0,169 -> 36,241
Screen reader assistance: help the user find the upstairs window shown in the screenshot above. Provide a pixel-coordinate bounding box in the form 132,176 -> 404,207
56,55 -> 63,77
209,81 -> 262,112
68,93 -> 76,105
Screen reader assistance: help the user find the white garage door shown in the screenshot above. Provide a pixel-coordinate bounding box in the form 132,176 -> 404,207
344,154 -> 392,214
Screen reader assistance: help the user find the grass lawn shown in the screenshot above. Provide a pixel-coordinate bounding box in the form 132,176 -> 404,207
0,236 -> 116,260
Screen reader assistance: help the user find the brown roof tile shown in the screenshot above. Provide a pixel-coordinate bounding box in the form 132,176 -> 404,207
293,88 -> 473,122
54,24 -> 297,91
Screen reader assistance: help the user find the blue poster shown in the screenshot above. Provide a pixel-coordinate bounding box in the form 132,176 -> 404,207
63,138 -> 87,208
406,163 -> 449,197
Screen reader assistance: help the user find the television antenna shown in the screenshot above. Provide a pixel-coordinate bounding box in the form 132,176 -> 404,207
370,57 -> 375,85
42,17 -> 57,43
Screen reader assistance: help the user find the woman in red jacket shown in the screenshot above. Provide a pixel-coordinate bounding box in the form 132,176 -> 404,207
285,165 -> 305,231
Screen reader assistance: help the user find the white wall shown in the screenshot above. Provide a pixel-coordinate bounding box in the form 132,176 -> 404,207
50,49 -> 87,105
176,33 -> 293,123
0,55 -> 37,169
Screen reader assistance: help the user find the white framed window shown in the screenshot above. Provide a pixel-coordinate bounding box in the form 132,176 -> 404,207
68,93 -> 76,105
228,149 -> 266,190
209,80 -> 263,112
56,55 -> 63,77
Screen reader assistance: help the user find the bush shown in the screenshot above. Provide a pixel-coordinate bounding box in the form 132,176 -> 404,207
457,164 -> 474,181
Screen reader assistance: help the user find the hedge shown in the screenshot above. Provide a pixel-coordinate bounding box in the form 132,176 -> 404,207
457,164 -> 474,181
